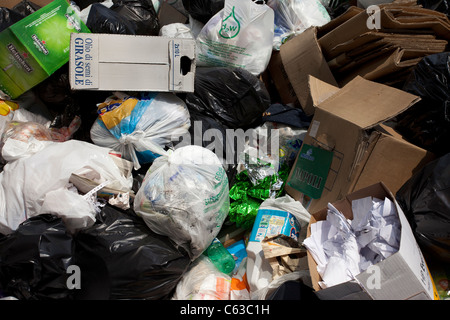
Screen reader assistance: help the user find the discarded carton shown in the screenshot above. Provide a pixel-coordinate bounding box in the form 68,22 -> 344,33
305,182 -> 440,300
0,0 -> 90,99
69,33 -> 196,93
284,76 -> 435,214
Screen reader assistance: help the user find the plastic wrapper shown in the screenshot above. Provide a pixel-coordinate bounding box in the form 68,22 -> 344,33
73,204 -> 191,300
1,117 -> 81,163
253,271 -> 315,300
172,255 -> 231,300
0,214 -> 74,300
395,52 -> 450,157
185,67 -> 270,129
396,152 -> 450,264
90,92 -> 191,170
159,22 -> 195,38
267,0 -> 331,50
228,164 -> 290,229
195,0 -> 274,76
181,0 -> 224,24
0,140 -> 134,235
134,145 -> 230,260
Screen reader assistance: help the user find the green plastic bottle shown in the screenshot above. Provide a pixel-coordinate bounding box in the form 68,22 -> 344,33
204,238 -> 236,275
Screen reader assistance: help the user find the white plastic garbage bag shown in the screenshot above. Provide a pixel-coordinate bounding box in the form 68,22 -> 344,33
90,92 -> 191,170
172,255 -> 232,300
0,140 -> 133,235
134,145 -> 230,260
195,0 -> 274,76
267,0 -> 331,50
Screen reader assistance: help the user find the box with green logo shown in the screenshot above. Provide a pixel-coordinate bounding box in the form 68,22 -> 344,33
0,0 -> 90,99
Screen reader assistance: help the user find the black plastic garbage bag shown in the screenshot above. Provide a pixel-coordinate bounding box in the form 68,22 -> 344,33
73,204 -> 191,300
181,0 -> 224,24
185,67 -> 271,130
417,0 -> 449,17
396,152 -> 450,264
0,7 -> 24,32
0,214 -> 75,300
110,0 -> 160,35
86,3 -> 137,34
178,109 -> 238,186
262,103 -> 312,129
10,0 -> 41,16
395,52 -> 450,157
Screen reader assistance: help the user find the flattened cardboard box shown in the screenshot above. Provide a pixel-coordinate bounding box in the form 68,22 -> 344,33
305,182 -> 440,300
69,33 -> 196,93
277,5 -> 450,116
284,76 -> 435,214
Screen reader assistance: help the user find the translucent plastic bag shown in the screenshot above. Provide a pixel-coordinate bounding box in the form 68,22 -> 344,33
195,0 -> 275,76
90,92 -> 191,170
172,255 -> 231,300
267,0 -> 331,50
134,145 -> 230,260
0,140 -> 133,235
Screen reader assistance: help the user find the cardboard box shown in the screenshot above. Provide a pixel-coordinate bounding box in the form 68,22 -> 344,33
284,76 -> 435,214
69,33 -> 196,93
277,5 -> 450,115
305,182 -> 440,300
278,27 -> 338,116
0,0 -> 90,99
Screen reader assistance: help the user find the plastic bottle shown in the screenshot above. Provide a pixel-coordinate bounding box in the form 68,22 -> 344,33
203,238 -> 236,275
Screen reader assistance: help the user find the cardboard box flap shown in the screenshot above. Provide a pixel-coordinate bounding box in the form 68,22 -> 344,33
309,75 -> 339,107
317,6 -> 364,38
280,27 -> 338,116
317,76 -> 420,129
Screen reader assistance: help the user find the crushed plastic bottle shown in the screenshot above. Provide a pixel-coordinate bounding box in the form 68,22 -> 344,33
204,238 -> 236,275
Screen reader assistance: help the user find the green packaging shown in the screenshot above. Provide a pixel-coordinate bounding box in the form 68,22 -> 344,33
0,0 -> 90,99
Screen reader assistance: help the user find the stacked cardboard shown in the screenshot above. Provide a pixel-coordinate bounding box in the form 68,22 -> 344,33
268,2 -> 450,116
320,3 -> 450,86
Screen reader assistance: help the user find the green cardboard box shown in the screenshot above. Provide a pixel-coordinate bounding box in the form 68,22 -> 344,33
0,0 -> 90,99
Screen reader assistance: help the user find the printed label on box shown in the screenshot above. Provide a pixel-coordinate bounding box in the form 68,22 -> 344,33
287,144 -> 333,199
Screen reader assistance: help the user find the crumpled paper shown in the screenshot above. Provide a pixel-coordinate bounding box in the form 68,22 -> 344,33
303,197 -> 401,289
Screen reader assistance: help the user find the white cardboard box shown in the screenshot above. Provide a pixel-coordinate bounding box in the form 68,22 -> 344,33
69,33 -> 195,93
305,182 -> 440,300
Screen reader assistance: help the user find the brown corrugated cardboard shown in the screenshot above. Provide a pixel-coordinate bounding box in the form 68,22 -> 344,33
266,51 -> 300,106
279,27 -> 338,116
305,182 -> 440,300
284,76 -> 434,214
277,4 -> 449,115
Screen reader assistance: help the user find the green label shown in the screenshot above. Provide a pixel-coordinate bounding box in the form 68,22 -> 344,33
219,6 -> 240,39
9,0 -> 90,75
287,144 -> 333,199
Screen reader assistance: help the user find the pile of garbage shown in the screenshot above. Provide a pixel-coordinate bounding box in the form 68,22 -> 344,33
0,0 -> 448,301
